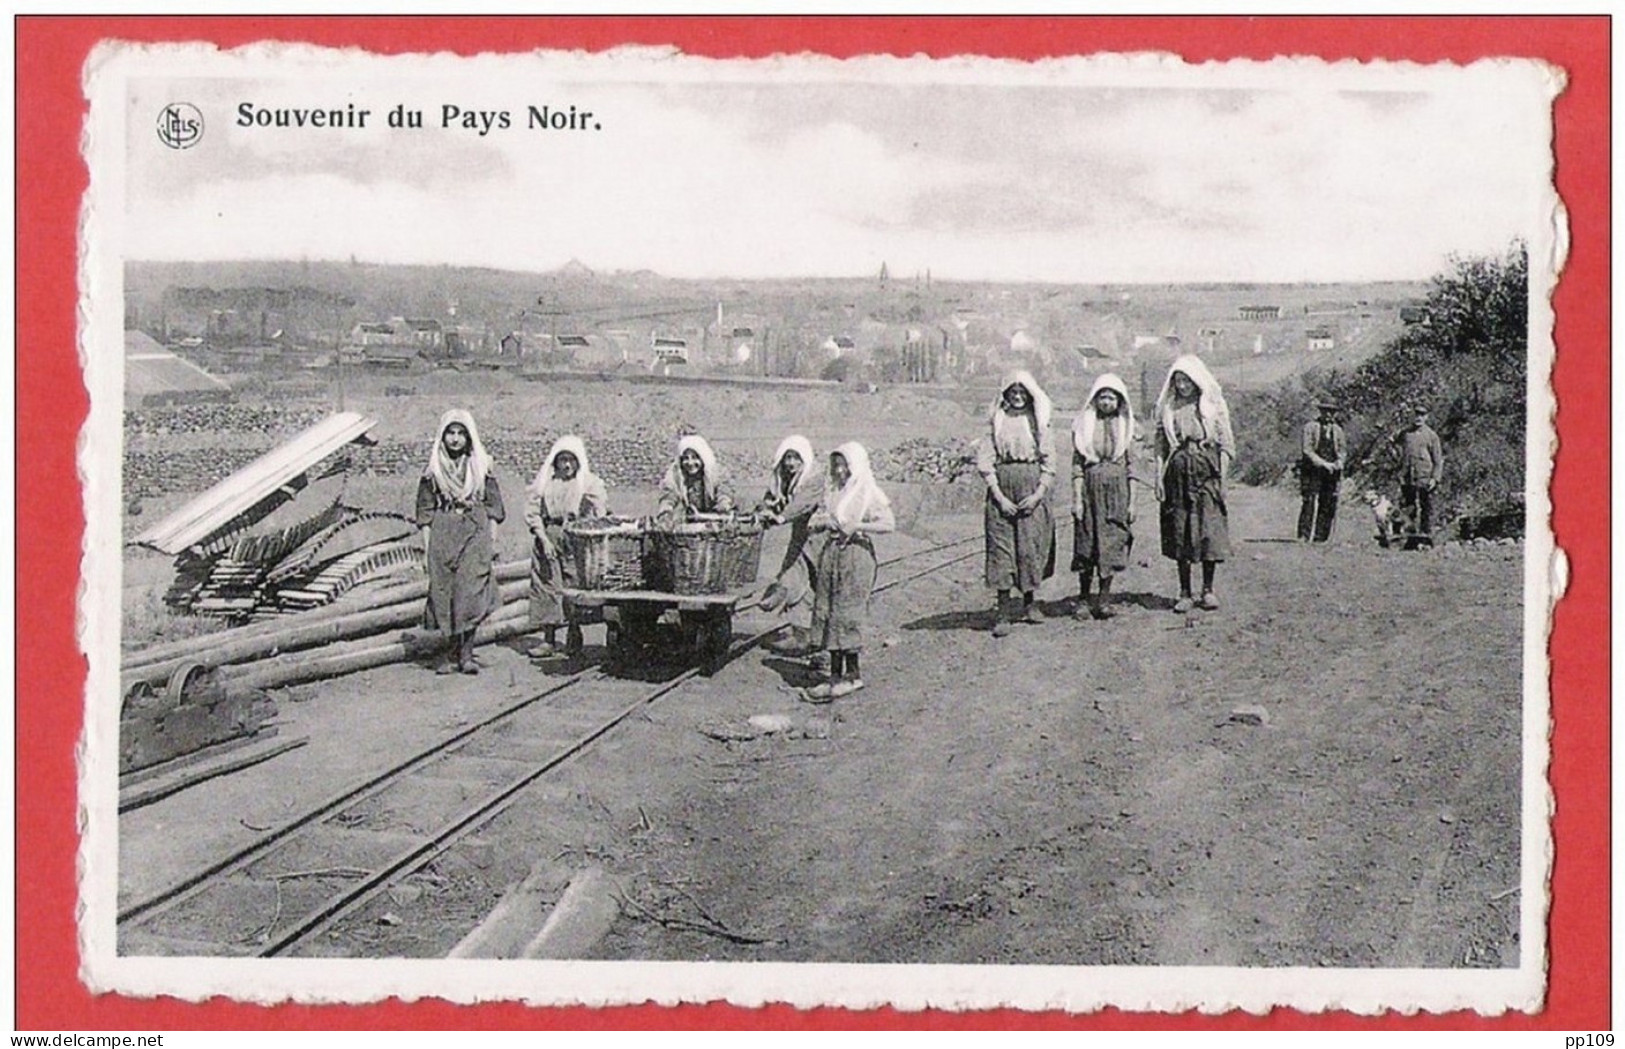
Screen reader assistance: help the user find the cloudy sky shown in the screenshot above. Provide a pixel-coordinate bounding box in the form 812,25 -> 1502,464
116,50 -> 1558,283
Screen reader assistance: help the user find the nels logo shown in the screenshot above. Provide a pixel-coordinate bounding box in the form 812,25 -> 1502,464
157,103 -> 204,150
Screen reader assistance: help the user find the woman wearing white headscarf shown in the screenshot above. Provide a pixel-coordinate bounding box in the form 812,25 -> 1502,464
804,442 -> 896,700
525,434 -> 610,658
1071,373 -> 1137,620
755,434 -> 819,527
754,435 -> 825,655
653,433 -> 736,526
415,409 -> 505,674
976,369 -> 1057,636
1154,355 -> 1235,612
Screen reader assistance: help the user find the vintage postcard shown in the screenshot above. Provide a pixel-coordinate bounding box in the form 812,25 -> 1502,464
77,38 -> 1564,1016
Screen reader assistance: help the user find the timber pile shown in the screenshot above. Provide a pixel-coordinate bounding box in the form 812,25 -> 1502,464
124,559 -> 534,700
165,504 -> 423,620
266,540 -> 422,613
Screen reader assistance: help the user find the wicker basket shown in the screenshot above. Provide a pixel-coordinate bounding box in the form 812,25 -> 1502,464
645,518 -> 764,595
564,517 -> 647,591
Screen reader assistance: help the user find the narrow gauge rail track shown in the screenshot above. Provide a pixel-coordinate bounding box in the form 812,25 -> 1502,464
116,529 -> 1003,958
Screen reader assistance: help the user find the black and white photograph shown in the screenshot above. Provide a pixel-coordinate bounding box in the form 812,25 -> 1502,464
82,43 -> 1558,1013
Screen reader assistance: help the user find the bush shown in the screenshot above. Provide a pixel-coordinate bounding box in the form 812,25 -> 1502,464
1237,242 -> 1528,522
1230,376 -> 1316,486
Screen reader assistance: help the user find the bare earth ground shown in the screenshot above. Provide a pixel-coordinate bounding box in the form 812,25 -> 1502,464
587,487 -> 1524,968
118,484 -> 1524,968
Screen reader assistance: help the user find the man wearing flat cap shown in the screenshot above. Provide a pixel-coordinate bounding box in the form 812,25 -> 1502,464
1392,402 -> 1444,548
1297,398 -> 1347,542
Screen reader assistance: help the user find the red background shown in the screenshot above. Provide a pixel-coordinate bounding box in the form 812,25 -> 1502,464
16,15 -> 1609,1031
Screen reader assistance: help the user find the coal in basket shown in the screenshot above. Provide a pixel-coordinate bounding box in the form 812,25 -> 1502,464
644,513 -> 764,595
563,516 -> 647,591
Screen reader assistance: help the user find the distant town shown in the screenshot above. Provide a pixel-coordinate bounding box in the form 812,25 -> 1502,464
123,257 -> 1431,408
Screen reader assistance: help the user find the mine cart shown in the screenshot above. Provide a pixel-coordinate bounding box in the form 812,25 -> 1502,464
561,514 -> 765,673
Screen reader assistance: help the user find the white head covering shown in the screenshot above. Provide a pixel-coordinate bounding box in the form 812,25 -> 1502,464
989,369 -> 1052,460
425,408 -> 492,503
662,434 -> 722,502
1074,373 -> 1134,464
532,434 -> 598,518
824,441 -> 891,533
1155,354 -> 1230,445
767,434 -> 819,504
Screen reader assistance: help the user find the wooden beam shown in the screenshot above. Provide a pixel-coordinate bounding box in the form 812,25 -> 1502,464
446,861 -> 572,959
124,559 -> 529,672
125,577 -> 530,689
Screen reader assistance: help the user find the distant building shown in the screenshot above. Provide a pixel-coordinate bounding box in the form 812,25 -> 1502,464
1400,305 -> 1431,325
652,334 -> 689,364
1304,301 -> 1358,316
1306,327 -> 1335,351
350,322 -> 397,347
1237,305 -> 1283,320
349,317 -> 442,355
400,318 -> 444,352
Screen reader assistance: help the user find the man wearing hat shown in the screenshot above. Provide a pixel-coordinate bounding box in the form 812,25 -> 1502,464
1393,402 -> 1444,547
1297,398 -> 1347,542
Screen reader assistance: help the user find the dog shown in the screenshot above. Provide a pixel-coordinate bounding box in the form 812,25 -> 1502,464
1363,489 -> 1409,548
